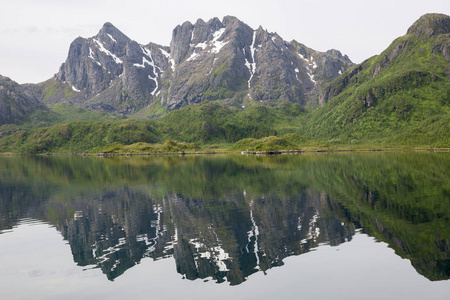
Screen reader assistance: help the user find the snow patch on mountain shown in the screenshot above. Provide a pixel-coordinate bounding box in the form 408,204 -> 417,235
138,45 -> 162,95
187,27 -> 229,61
160,48 -> 170,59
93,38 -> 123,64
246,31 -> 257,90
133,57 -> 153,68
295,68 -> 302,82
211,28 -> 228,54
88,48 -> 102,66
107,34 -> 117,43
186,51 -> 200,62
159,48 -> 175,72
307,72 -> 316,84
191,41 -> 208,50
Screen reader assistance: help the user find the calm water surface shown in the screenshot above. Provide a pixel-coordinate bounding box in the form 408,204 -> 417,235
0,152 -> 449,299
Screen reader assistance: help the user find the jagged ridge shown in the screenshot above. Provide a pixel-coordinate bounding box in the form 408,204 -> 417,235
40,16 -> 353,114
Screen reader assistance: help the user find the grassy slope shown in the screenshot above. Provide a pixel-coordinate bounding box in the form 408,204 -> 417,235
302,32 -> 450,147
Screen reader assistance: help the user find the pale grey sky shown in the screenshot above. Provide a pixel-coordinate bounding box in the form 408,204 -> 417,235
0,0 -> 448,84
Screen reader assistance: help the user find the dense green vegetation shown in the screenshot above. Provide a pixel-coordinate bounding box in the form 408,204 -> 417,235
158,101 -> 304,144
0,119 -> 162,154
0,101 -> 311,154
305,31 -> 450,147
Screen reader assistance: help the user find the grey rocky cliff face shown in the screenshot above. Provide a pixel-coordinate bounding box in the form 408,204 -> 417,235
53,22 -> 169,114
0,75 -> 48,125
162,16 -> 354,110
56,23 -> 128,94
40,17 -> 354,114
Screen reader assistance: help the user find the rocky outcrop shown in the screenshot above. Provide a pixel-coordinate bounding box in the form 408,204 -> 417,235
0,75 -> 48,125
407,13 -> 450,37
371,40 -> 408,78
318,63 -> 364,105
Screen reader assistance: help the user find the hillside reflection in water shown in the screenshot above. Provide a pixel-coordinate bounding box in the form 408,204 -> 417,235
0,153 -> 448,292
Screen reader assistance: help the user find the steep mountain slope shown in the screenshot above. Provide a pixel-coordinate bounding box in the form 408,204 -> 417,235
162,16 -> 352,110
40,22 -> 170,114
0,75 -> 49,126
305,13 -> 450,147
37,17 -> 353,115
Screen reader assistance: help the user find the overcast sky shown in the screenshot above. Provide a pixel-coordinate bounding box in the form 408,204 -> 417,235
1,0 -> 448,84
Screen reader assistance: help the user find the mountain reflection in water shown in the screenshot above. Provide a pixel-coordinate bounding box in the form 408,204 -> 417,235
0,153 -> 448,285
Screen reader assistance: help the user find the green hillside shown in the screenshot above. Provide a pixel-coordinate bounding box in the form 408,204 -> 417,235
303,13 -> 450,147
0,101 -> 311,154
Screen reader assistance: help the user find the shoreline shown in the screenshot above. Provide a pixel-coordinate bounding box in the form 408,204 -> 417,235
1,147 -> 449,157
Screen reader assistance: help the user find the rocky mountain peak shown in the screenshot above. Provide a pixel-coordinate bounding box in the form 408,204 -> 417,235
222,15 -> 241,27
206,17 -> 223,30
51,21 -> 171,114
407,13 -> 450,37
100,22 -> 117,32
96,22 -> 131,56
325,49 -> 350,61
45,16 -> 355,114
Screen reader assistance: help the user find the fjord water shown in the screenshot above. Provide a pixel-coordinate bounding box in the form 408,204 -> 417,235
0,153 -> 449,299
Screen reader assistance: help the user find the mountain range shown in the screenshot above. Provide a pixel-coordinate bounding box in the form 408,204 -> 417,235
31,16 -> 353,115
0,13 -> 449,152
